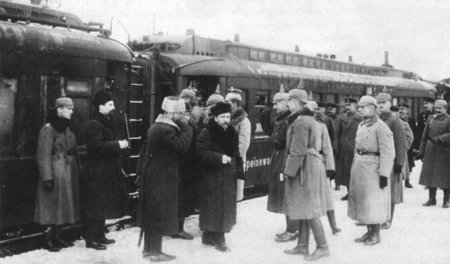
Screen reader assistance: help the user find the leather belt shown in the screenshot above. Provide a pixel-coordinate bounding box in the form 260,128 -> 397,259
356,150 -> 380,156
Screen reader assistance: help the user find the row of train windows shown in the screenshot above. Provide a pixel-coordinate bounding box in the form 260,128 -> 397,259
229,46 -> 401,77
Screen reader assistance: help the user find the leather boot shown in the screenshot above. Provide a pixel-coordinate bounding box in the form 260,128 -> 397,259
364,224 -> 380,246
382,204 -> 395,230
443,189 -> 450,208
148,252 -> 176,262
54,226 -> 74,247
284,220 -> 309,255
423,187 -> 437,206
304,219 -> 329,261
43,226 -> 61,252
355,225 -> 371,243
405,179 -> 413,188
326,210 -> 341,234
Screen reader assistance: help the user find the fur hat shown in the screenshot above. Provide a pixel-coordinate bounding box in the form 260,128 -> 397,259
92,91 -> 114,108
375,93 -> 392,102
288,89 -> 308,104
161,96 -> 186,113
344,97 -> 358,104
358,95 -> 377,107
206,85 -> 225,106
390,105 -> 399,112
55,97 -> 74,109
179,89 -> 196,100
307,100 -> 318,110
225,87 -> 243,102
273,92 -> 290,103
210,101 -> 231,116
434,99 -> 448,108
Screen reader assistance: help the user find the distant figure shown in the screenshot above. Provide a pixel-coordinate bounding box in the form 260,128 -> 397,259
197,102 -> 244,252
348,95 -> 395,246
417,97 -> 434,141
398,103 -> 418,188
35,97 -> 80,252
225,88 -> 251,201
335,97 -> 362,200
84,91 -> 129,250
137,96 -> 192,262
376,93 -> 407,230
418,99 -> 450,208
326,102 -> 341,190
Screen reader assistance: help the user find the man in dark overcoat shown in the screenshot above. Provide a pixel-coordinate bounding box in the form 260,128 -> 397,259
335,97 -> 362,199
84,91 -> 129,250
326,102 -> 341,190
196,102 -> 244,253
418,99 -> 450,208
398,103 -> 418,188
265,91 -> 299,242
417,97 -> 435,141
137,96 -> 193,262
376,93 -> 407,230
35,97 -> 80,251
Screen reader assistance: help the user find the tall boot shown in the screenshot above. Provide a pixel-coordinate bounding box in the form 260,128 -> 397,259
326,210 -> 341,234
43,226 -> 61,252
382,204 -> 395,229
284,220 -> 309,255
364,224 -> 380,246
304,218 -> 329,261
443,189 -> 450,208
54,225 -> 73,247
275,217 -> 298,242
142,230 -> 152,258
355,225 -> 371,243
423,187 -> 437,206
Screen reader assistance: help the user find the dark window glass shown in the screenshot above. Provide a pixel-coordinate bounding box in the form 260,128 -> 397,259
0,78 -> 18,156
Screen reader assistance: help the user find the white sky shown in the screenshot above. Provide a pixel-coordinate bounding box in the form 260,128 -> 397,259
16,0 -> 450,81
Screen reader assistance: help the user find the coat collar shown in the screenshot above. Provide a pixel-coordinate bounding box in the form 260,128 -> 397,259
231,107 -> 248,126
155,114 -> 180,131
379,111 -> 392,121
362,115 -> 378,127
275,110 -> 290,121
92,112 -> 115,131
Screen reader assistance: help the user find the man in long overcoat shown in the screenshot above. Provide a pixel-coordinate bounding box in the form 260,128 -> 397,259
264,92 -> 299,242
335,97 -> 362,199
376,93 -> 407,229
35,97 -> 80,252
417,97 -> 435,141
137,96 -> 192,261
418,99 -> 450,208
282,89 -> 330,261
398,103 -> 418,188
84,91 -> 129,250
348,96 -> 395,246
196,102 -> 244,253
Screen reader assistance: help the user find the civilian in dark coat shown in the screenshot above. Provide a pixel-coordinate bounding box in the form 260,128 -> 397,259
335,98 -> 362,199
35,97 -> 80,251
418,100 -> 450,208
137,96 -> 192,262
417,97 -> 435,141
84,91 -> 129,250
399,103 -> 418,188
376,93 -> 407,230
197,102 -> 244,253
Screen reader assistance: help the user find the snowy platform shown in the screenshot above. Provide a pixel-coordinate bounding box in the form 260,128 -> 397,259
4,162 -> 450,264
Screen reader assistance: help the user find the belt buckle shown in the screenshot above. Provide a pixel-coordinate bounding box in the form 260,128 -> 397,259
357,150 -> 363,155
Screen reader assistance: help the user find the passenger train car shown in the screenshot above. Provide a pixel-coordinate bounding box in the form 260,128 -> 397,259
0,0 -> 436,252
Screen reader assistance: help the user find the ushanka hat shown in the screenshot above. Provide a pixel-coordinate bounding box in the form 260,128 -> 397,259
161,96 -> 186,113
434,99 -> 448,108
92,90 -> 114,108
288,89 -> 308,104
210,101 -> 231,116
375,93 -> 392,102
55,97 -> 74,109
225,87 -> 243,102
206,85 -> 225,107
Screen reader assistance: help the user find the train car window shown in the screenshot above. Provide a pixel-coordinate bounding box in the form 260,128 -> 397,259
286,55 -> 293,64
0,78 -> 18,156
325,94 -> 336,103
292,56 -> 299,65
406,97 -> 413,117
253,90 -> 270,138
250,50 -> 257,60
270,53 -> 284,64
66,80 -> 91,96
229,46 -> 250,60
257,51 -> 266,61
302,57 -> 308,66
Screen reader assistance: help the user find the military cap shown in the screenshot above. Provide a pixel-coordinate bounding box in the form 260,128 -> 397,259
55,97 -> 74,109
375,93 -> 392,102
288,89 -> 308,104
211,101 -> 231,116
225,87 -> 243,102
307,101 -> 318,110
344,97 -> 358,104
326,102 -> 338,108
390,105 -> 399,112
273,92 -> 290,104
423,97 -> 435,103
434,99 -> 448,108
317,101 -> 327,108
398,102 -> 409,108
358,96 -> 377,107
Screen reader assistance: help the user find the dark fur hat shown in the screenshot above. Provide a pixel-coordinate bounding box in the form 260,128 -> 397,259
92,91 -> 114,108
211,101 -> 231,116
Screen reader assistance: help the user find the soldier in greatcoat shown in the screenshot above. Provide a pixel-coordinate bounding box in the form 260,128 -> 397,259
282,89 -> 330,261
137,96 -> 193,261
35,97 -> 80,252
264,91 -> 299,243
398,103 -> 418,188
348,96 -> 395,246
196,102 -> 244,253
418,99 -> 450,208
376,93 -> 407,230
335,97 -> 362,200
84,91 -> 129,250
417,97 -> 435,141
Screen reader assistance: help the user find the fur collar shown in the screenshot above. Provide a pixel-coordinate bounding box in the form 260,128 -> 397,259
206,118 -> 238,156
231,107 -> 248,126
275,110 -> 290,121
155,114 -> 180,131
379,111 -> 392,121
287,111 -> 301,125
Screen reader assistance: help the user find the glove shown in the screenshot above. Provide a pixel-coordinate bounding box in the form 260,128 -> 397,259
118,140 -> 129,149
393,165 -> 402,174
326,170 -> 335,179
379,176 -> 388,189
282,173 -> 289,182
43,180 -> 54,192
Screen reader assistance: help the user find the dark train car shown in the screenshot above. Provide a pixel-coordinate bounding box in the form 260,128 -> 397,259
0,1 -> 137,246
131,33 -> 436,192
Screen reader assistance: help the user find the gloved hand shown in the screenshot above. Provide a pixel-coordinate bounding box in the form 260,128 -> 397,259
379,176 -> 388,189
282,173 -> 289,182
43,180 -> 54,192
393,165 -> 402,174
326,170 -> 335,179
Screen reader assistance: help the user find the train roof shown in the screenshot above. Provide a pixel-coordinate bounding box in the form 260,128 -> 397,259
0,20 -> 133,63
160,53 -> 436,97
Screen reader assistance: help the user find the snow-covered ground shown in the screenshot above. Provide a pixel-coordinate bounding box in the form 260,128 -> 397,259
4,161 -> 450,264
